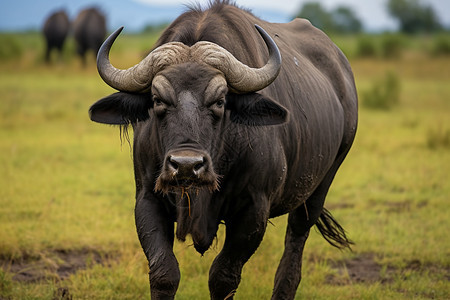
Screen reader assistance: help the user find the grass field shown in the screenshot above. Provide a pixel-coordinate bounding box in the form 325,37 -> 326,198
0,32 -> 449,299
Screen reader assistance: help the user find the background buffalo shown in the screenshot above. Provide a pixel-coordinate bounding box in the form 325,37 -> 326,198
42,10 -> 70,63
72,7 -> 106,64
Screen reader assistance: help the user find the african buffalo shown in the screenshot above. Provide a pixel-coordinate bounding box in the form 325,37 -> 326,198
73,7 -> 106,64
89,1 -> 357,299
42,10 -> 70,63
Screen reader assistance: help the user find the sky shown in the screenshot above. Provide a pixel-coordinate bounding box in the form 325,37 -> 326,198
1,0 -> 449,32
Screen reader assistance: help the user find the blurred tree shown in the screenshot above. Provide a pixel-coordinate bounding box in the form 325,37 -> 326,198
387,0 -> 442,33
331,6 -> 362,33
295,2 -> 334,32
141,23 -> 169,34
295,2 -> 362,34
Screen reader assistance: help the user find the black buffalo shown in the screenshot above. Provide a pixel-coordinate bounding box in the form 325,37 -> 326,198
42,10 -> 70,63
89,1 -> 358,299
73,7 -> 106,64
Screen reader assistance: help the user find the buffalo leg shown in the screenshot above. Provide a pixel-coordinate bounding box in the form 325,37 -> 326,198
271,181 -> 332,299
45,44 -> 51,63
272,148 -> 351,299
135,195 -> 180,299
57,45 -> 64,62
209,199 -> 269,300
271,206 -> 313,300
77,45 -> 87,66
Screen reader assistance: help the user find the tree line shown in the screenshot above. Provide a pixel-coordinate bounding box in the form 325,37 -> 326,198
295,0 -> 445,34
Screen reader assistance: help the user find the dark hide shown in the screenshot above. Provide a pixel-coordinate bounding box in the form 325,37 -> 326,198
89,1 -> 358,299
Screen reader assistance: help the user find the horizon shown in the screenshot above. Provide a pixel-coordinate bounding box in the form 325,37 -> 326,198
1,0 -> 449,33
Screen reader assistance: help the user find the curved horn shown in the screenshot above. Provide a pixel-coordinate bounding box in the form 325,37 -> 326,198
97,27 -> 190,92
191,24 -> 282,93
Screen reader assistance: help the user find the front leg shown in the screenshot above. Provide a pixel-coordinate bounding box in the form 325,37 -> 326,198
135,193 -> 179,299
209,196 -> 269,300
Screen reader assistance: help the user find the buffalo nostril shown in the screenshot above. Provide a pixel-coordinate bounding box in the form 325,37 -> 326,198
168,156 -> 179,171
194,158 -> 206,172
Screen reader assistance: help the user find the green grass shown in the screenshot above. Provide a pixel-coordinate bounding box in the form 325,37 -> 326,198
0,32 -> 449,299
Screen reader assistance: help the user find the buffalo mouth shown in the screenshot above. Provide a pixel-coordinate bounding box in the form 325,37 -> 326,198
154,148 -> 220,194
154,173 -> 219,194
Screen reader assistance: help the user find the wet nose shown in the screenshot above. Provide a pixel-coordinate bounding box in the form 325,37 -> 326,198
167,151 -> 207,178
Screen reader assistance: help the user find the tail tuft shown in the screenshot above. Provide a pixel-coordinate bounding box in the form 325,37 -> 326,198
315,208 -> 354,250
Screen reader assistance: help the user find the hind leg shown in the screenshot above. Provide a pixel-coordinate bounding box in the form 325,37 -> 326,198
272,148 -> 350,299
271,182 -> 329,300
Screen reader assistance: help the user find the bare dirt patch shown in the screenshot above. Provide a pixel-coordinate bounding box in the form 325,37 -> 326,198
0,249 -> 111,283
326,253 -> 393,285
325,253 -> 450,286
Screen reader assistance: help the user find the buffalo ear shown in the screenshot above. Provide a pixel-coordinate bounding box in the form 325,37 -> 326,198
226,93 -> 289,126
89,92 -> 152,125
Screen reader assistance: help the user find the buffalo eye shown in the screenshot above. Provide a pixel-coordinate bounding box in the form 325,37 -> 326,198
153,97 -> 162,105
215,99 -> 225,108
152,95 -> 168,116
210,97 -> 226,119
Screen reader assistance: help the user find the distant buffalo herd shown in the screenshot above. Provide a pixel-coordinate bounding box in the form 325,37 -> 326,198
42,7 -> 106,64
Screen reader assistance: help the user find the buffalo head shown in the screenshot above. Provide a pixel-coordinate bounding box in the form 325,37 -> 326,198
89,25 -> 288,194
